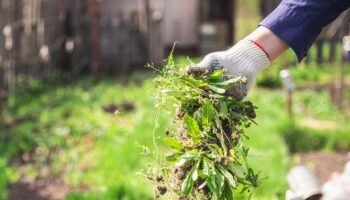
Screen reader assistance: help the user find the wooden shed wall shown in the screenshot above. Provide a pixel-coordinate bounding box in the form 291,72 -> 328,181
100,0 -> 147,72
163,0 -> 200,47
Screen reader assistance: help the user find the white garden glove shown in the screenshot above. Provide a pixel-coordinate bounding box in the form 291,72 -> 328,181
189,39 -> 270,98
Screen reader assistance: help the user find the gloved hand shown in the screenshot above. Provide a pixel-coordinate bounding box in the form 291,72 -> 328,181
189,39 -> 270,98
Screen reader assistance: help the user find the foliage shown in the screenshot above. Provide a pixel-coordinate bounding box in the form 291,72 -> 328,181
0,159 -> 9,200
278,89 -> 350,153
151,53 -> 260,199
256,72 -> 282,88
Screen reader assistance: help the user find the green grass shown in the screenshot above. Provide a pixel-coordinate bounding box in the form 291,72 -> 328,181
244,88 -> 350,199
0,1 -> 349,199
1,75 -> 166,199
1,58 -> 350,200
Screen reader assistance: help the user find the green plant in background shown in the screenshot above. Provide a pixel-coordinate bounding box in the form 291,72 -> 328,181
0,159 -> 10,200
151,53 -> 261,199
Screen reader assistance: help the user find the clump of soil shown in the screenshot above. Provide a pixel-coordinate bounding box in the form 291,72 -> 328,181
120,101 -> 135,112
103,100 -> 135,114
103,103 -> 119,113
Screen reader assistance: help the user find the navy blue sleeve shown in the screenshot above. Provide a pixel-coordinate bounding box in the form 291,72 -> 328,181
259,0 -> 350,62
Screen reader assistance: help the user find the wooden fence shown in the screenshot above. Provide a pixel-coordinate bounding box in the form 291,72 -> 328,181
0,0 -> 89,101
0,0 -> 163,101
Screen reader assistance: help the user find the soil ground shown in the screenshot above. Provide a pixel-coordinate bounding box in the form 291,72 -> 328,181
8,177 -> 71,200
299,151 -> 349,184
7,156 -> 73,200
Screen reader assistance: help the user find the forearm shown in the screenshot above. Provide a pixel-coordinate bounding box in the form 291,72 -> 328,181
245,26 -> 289,61
259,0 -> 350,62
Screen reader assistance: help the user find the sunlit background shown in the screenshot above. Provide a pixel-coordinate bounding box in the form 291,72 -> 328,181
0,0 -> 350,199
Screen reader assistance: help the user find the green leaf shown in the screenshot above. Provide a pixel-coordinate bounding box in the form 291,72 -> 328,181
181,151 -> 200,161
203,161 -> 229,198
163,137 -> 183,151
181,76 -> 203,88
161,89 -> 185,96
212,77 -> 242,88
175,151 -> 200,167
215,169 -> 225,197
165,152 -> 181,162
193,109 -> 202,126
202,157 -> 210,176
208,144 -> 222,158
206,162 -> 222,196
215,131 -> 228,156
183,114 -> 201,142
208,85 -> 226,94
209,70 -> 224,80
207,175 -> 217,196
247,168 -> 260,187
250,119 -> 258,126
167,44 -> 175,66
223,183 -> 234,200
242,147 -> 250,157
228,162 -> 245,178
181,167 -> 195,195
202,100 -> 216,127
219,101 -> 229,116
217,165 -> 236,188
232,185 -> 253,199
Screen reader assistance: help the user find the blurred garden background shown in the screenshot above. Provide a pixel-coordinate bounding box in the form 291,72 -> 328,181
0,0 -> 350,199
